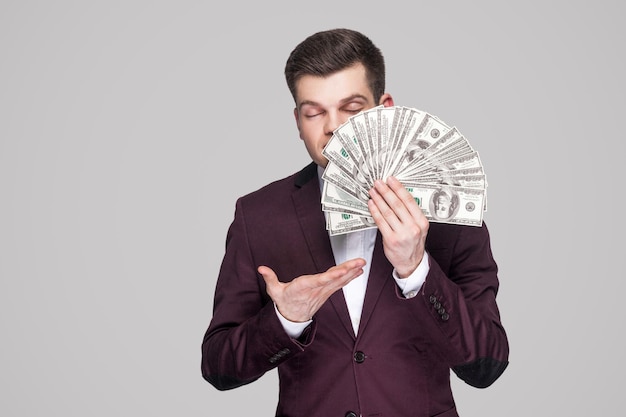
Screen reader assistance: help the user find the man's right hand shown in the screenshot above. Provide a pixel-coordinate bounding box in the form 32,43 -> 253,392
258,259 -> 366,322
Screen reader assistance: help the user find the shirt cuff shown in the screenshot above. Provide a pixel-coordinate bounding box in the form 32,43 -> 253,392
393,251 -> 430,298
274,303 -> 312,339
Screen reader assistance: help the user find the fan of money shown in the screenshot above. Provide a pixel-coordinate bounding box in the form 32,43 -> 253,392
321,105 -> 487,235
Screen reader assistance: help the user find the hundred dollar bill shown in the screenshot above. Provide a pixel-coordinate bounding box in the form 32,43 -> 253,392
381,106 -> 411,178
375,106 -> 398,180
390,113 -> 453,178
326,211 -> 377,236
404,166 -> 485,184
322,133 -> 370,190
403,174 -> 486,190
405,184 -> 485,226
429,150 -> 483,172
333,116 -> 375,188
395,126 -> 462,178
430,134 -> 474,159
348,111 -> 377,187
321,180 -> 371,216
408,166 -> 487,186
397,150 -> 484,182
364,106 -> 381,180
384,108 -> 426,178
321,161 -> 371,203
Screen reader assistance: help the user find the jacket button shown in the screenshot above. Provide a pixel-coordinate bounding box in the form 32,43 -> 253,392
429,295 -> 437,304
345,412 -> 358,417
354,351 -> 366,363
441,313 -> 450,321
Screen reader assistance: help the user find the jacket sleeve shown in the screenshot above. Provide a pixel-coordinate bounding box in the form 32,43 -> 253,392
412,222 -> 509,388
200,199 -> 314,390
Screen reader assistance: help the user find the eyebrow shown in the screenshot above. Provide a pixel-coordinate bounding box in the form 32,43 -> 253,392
297,94 -> 370,111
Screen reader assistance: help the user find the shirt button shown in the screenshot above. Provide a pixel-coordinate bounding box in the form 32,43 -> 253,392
406,290 -> 417,298
354,351 -> 366,363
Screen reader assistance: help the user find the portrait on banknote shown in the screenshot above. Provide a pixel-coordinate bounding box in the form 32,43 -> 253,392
430,188 -> 460,221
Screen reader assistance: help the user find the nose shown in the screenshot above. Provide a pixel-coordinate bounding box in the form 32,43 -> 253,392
324,110 -> 342,136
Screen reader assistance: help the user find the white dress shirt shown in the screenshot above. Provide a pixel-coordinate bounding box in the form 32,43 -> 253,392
276,166 -> 430,337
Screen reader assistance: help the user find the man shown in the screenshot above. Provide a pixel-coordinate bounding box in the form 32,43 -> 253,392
201,28 -> 509,417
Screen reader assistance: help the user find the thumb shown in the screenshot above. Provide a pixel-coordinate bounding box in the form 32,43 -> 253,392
257,265 -> 279,291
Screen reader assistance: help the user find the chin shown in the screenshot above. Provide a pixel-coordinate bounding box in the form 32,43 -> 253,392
315,156 -> 329,167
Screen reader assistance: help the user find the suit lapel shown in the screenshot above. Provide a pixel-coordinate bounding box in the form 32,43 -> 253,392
291,163 -> 355,339
357,232 -> 393,338
291,164 -> 335,273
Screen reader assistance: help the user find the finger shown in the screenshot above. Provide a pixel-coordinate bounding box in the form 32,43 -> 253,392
340,257 -> 367,270
386,176 -> 429,226
379,177 -> 414,220
369,181 -> 404,231
368,190 -> 392,234
319,259 -> 366,289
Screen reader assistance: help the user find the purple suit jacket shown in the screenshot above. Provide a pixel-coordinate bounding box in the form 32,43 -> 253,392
201,163 -> 509,417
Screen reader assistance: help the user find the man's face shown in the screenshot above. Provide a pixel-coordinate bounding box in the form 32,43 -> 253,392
293,63 -> 391,167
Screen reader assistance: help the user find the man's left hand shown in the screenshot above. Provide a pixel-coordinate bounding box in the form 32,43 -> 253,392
368,176 -> 429,278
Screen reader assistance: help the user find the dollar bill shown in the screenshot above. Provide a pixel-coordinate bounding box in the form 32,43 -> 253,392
403,174 -> 486,190
405,184 -> 486,226
388,111 -> 451,179
322,133 -> 363,182
394,127 -> 463,178
384,108 -> 426,178
326,211 -> 377,236
348,111 -> 377,188
332,116 -> 374,188
321,160 -> 371,203
397,150 -> 484,182
321,180 -> 371,216
403,165 -> 484,184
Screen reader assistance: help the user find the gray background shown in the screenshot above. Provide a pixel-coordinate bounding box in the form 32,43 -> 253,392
1,1 -> 624,416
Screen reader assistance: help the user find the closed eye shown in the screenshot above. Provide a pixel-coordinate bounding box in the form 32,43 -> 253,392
342,101 -> 366,114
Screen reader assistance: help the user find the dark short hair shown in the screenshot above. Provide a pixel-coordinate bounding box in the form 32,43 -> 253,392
284,28 -> 386,103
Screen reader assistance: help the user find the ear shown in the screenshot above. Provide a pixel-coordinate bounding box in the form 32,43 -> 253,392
293,107 -> 303,137
379,93 -> 394,107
